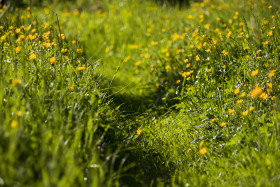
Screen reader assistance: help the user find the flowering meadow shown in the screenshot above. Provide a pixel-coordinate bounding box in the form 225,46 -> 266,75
0,0 -> 280,186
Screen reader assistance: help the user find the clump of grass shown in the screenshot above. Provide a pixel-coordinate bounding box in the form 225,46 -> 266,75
0,5 -> 121,186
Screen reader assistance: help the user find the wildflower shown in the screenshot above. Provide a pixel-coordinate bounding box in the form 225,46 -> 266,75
29,53 -> 36,60
233,88 -> 239,95
184,59 -> 189,63
251,69 -> 259,77
11,78 -> 21,85
161,97 -> 166,101
49,57 -> 55,64
259,93 -> 268,100
266,83 -> 273,88
210,118 -> 217,123
77,49 -> 82,53
61,48 -> 67,53
72,40 -> 76,44
250,85 -> 263,98
236,100 -> 243,104
199,141 -> 204,147
249,106 -> 254,111
76,66 -> 86,71
242,110 -> 248,116
15,28 -> 21,33
10,120 -> 19,128
134,60 -> 141,66
136,129 -> 142,135
176,80 -> 181,84
227,109 -> 235,115
195,55 -> 200,61
267,31 -> 273,37
271,96 -> 275,101
240,92 -> 246,97
186,63 -> 191,68
124,56 -> 130,62
206,69 -> 212,73
43,42 -> 51,48
221,50 -> 228,56
220,122 -> 227,127
226,31 -> 232,38
15,47 -> 21,53
68,86 -> 74,92
268,70 -> 276,78
199,147 -> 207,155
262,41 -> 269,45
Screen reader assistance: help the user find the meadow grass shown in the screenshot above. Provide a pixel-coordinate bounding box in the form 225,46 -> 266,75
0,0 -> 280,186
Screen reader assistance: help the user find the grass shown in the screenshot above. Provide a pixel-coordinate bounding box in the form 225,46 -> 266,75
0,0 -> 280,186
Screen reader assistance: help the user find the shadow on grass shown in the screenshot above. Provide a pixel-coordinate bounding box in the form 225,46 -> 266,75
98,77 -> 176,186
100,77 -> 159,114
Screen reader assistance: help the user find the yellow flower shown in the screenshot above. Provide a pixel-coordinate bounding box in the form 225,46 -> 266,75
240,92 -> 246,97
15,47 -> 21,53
49,57 -> 55,64
72,40 -> 76,44
199,147 -> 207,155
206,69 -> 212,73
77,49 -> 82,53
268,70 -> 276,78
233,88 -> 239,95
11,78 -> 21,85
161,97 -> 166,101
210,118 -> 217,123
267,31 -> 273,37
195,55 -> 200,61
242,110 -> 248,116
61,48 -> 67,53
10,120 -> 19,128
236,100 -> 243,104
221,50 -> 228,56
68,86 -> 74,92
199,141 -> 204,147
266,83 -> 273,88
134,60 -> 141,66
15,28 -> 21,33
250,85 -> 263,98
249,106 -> 255,111
262,41 -> 269,45
227,109 -> 235,115
136,128 -> 142,135
220,122 -> 227,127
76,66 -> 86,71
259,93 -> 268,100
205,49 -> 211,53
184,59 -> 189,63
251,69 -> 259,77
124,56 -> 130,62
29,53 -> 36,60
176,80 -> 181,84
